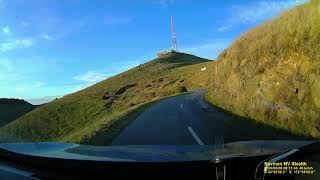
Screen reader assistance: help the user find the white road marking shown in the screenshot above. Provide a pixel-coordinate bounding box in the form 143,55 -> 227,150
187,126 -> 204,145
180,103 -> 184,109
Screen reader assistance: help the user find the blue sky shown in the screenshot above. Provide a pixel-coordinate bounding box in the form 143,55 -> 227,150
0,0 -> 306,104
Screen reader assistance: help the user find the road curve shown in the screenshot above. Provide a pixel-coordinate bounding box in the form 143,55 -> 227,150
112,90 -> 294,145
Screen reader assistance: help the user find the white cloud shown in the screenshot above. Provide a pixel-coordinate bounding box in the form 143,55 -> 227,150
216,0 -> 307,35
231,0 -> 306,24
40,34 -> 54,41
71,61 -> 144,92
25,95 -> 63,105
0,38 -> 35,52
72,83 -> 92,92
26,95 -> 62,105
182,39 -> 231,59
1,26 -> 11,35
217,25 -> 231,32
73,71 -> 109,82
155,0 -> 175,6
0,55 -> 71,101
103,16 -> 133,25
20,21 -> 30,28
0,33 -> 55,52
33,81 -> 45,88
15,81 -> 45,93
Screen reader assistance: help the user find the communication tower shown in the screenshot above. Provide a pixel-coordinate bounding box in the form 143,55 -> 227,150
171,16 -> 178,51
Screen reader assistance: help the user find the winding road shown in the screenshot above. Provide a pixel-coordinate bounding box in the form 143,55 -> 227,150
112,90 -> 292,145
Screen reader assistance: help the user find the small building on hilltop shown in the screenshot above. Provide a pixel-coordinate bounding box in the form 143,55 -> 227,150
157,16 -> 179,58
157,50 -> 177,58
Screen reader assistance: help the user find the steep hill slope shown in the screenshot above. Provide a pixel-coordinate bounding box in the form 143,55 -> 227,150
0,52 -> 210,143
207,0 -> 320,139
0,99 -> 37,127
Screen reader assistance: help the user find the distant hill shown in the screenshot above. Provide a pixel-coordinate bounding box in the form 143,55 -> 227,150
206,0 -> 320,139
0,99 -> 37,127
0,52 -> 211,143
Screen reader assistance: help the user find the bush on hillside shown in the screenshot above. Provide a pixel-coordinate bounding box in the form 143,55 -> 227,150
176,86 -> 187,93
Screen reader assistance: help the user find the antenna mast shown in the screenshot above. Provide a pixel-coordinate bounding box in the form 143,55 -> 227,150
171,16 -> 177,51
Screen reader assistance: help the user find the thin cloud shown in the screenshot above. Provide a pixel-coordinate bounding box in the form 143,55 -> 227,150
15,81 -> 45,93
103,16 -> 134,25
230,0 -> 306,24
217,25 -> 231,32
155,0 -> 175,6
71,60 -> 144,92
72,83 -> 93,92
1,26 -> 11,35
0,38 -> 35,52
0,33 -> 55,52
33,81 -> 45,88
215,0 -> 306,36
182,39 -> 232,60
26,95 -> 62,105
20,21 -> 30,28
40,34 -> 54,41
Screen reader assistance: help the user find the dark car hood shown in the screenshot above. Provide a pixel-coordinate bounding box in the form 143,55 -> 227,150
0,141 -> 314,162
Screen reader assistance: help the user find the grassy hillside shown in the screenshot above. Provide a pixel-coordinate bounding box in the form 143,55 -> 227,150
0,52 -> 211,143
0,99 -> 37,127
207,0 -> 320,139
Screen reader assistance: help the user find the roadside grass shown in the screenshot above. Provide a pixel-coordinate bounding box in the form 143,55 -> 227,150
204,94 -> 315,141
206,0 -> 320,139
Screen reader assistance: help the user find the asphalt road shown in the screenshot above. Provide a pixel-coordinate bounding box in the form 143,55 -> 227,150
112,90 -> 294,146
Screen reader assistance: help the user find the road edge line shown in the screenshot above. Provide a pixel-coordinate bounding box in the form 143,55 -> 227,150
187,126 -> 204,145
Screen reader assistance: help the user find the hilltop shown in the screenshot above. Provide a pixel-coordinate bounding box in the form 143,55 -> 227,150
206,0 -> 320,139
0,52 -> 211,143
0,99 -> 37,127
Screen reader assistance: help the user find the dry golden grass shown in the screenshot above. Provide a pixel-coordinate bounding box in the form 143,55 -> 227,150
207,0 -> 320,139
